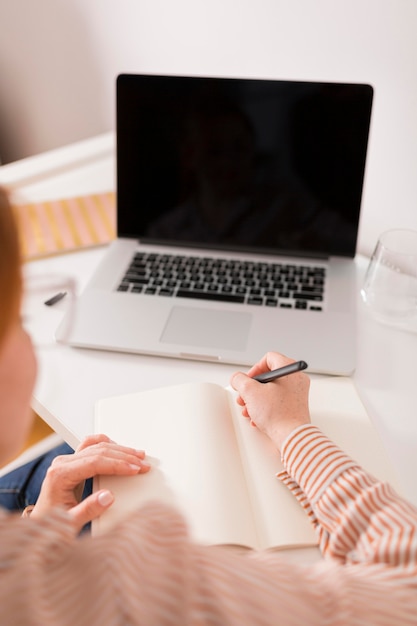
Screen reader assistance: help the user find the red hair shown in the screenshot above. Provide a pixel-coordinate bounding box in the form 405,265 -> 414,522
0,187 -> 22,345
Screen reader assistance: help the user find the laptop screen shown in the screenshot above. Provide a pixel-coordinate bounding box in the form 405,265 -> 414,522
117,74 -> 373,259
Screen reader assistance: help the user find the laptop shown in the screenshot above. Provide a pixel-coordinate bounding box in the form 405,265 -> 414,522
57,73 -> 373,375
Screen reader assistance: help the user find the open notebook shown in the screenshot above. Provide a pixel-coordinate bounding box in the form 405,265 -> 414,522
93,377 -> 401,550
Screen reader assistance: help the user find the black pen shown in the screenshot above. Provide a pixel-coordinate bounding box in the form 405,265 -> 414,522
253,360 -> 308,383
44,292 -> 67,306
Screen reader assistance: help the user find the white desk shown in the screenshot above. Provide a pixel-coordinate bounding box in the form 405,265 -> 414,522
2,133 -> 417,508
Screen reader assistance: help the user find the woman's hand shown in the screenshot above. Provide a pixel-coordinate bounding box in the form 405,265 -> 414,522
230,351 -> 311,452
30,434 -> 151,532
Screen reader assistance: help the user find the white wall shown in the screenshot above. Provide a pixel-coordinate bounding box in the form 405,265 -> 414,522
0,0 -> 416,255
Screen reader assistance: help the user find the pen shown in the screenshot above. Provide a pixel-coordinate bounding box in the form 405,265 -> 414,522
253,360 -> 308,383
44,292 -> 67,306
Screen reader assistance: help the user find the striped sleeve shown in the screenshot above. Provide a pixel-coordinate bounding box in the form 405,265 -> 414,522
279,424 -> 417,567
1,498 -> 417,624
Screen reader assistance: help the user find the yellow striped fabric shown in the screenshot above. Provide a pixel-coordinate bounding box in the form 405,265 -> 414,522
12,191 -> 116,260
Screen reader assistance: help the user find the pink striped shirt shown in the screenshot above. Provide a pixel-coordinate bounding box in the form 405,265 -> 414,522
1,424 -> 416,625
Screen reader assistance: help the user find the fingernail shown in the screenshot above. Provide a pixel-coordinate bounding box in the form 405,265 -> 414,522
129,463 -> 143,471
129,462 -> 151,471
98,490 -> 114,507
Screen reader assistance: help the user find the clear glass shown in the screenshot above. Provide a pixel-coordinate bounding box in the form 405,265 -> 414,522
21,271 -> 77,349
361,229 -> 417,328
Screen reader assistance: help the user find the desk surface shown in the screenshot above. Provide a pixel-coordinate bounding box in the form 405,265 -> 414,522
2,133 -> 417,508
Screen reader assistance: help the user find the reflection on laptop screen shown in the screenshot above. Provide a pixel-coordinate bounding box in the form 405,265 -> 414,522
117,75 -> 373,259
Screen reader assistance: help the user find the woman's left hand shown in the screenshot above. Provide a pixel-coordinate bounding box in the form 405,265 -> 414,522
30,434 -> 151,531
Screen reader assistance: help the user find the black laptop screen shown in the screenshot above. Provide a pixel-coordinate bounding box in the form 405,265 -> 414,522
117,74 -> 373,258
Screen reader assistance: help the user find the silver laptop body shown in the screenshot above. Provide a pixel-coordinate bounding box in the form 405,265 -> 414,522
57,74 -> 373,375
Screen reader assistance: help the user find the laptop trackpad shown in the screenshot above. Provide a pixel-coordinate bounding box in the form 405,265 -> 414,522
160,306 -> 252,351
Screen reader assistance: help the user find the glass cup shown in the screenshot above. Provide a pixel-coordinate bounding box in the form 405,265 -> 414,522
361,229 -> 417,328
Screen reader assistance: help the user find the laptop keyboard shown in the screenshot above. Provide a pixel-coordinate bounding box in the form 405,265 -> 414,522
117,252 -> 325,310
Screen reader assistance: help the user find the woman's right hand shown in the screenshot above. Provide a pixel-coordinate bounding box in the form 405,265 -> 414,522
230,351 -> 311,452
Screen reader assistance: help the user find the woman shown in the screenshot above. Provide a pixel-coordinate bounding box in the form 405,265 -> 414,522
0,186 -> 416,624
